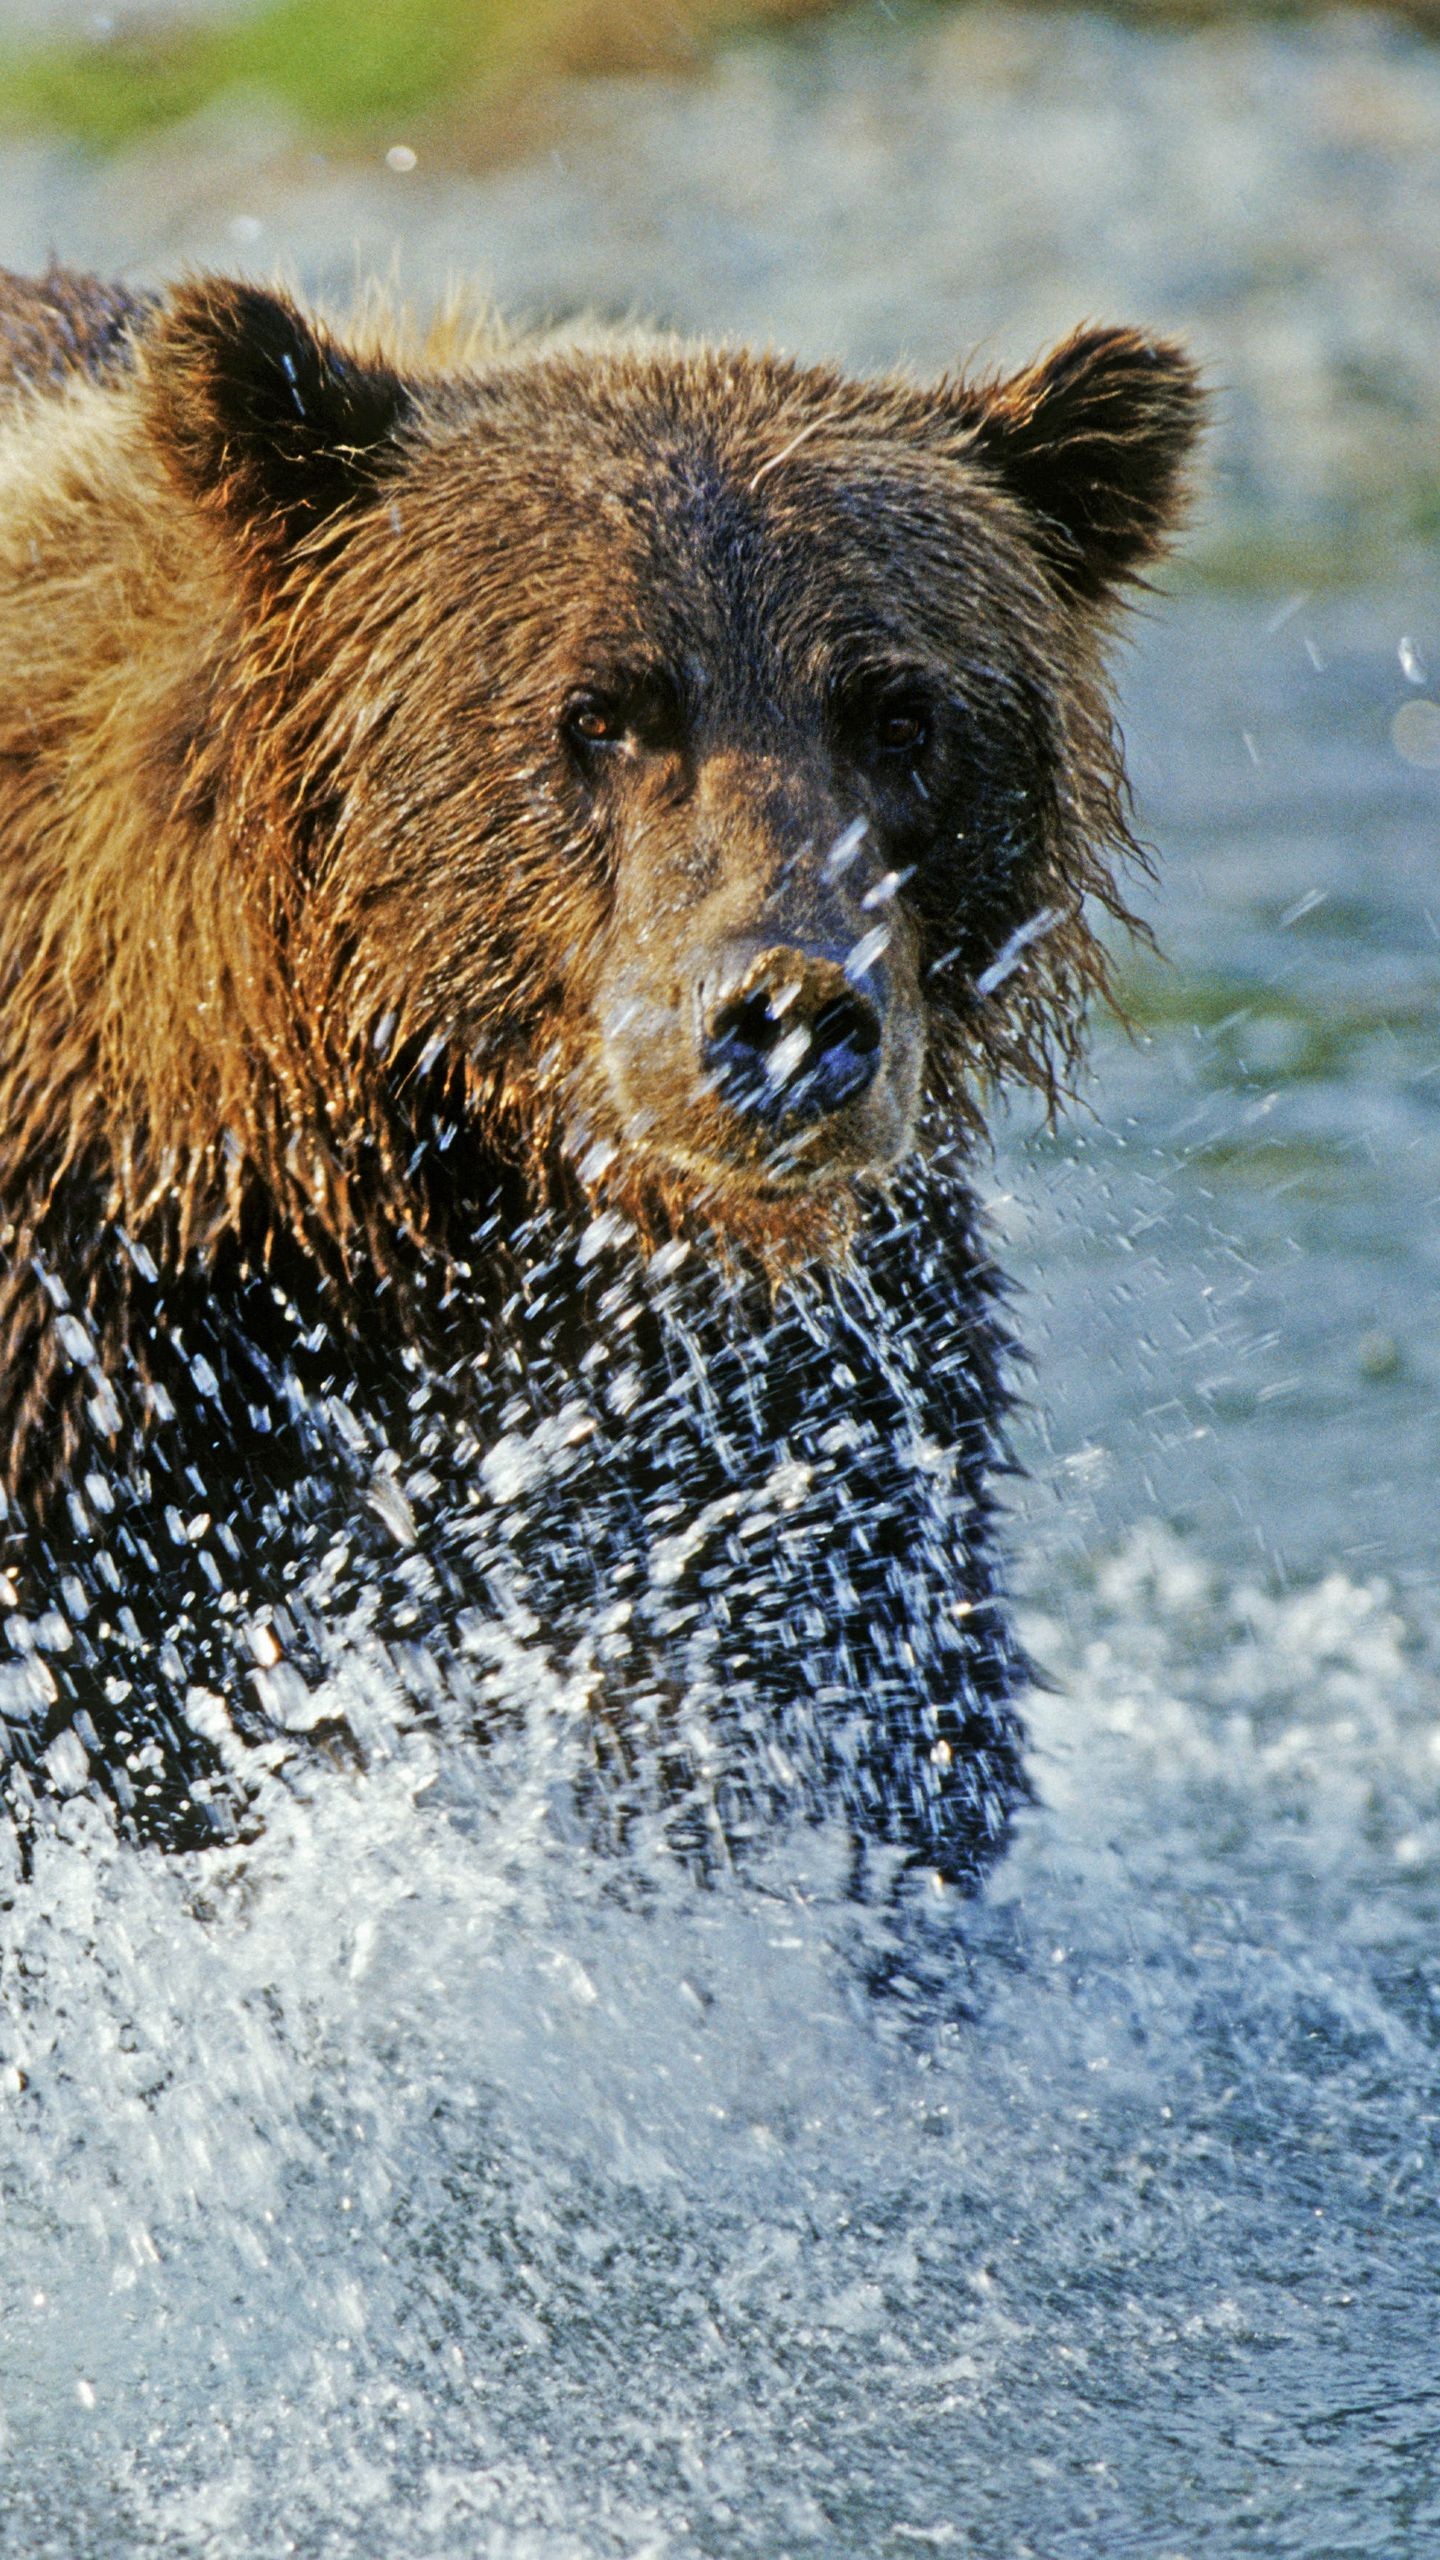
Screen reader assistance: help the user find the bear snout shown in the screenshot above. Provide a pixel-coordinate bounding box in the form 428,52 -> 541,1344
701,946 -> 882,1128
592,919 -> 923,1193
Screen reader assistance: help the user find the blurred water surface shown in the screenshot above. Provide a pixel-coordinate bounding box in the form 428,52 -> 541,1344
5,1 -> 1440,554
1013,576 -> 1440,1594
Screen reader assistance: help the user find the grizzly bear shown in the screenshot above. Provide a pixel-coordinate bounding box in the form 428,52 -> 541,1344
0,264 -> 1200,1882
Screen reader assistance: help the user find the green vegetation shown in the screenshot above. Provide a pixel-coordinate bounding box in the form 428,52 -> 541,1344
0,0 -> 828,157
0,0 -> 563,153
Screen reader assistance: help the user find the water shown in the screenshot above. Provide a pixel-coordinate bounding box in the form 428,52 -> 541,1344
3,576 -> 1438,2556
1011,576 -> 1439,1592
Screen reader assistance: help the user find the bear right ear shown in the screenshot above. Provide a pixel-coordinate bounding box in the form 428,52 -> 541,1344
145,277 -> 417,555
951,326 -> 1205,606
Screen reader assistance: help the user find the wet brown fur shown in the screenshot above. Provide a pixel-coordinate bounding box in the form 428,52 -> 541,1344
0,265 -> 1202,1517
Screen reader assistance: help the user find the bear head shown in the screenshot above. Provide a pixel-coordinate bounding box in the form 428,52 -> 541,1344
143,280 -> 1202,1260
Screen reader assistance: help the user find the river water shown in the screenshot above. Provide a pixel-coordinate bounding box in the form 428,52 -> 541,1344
2,567 -> 1436,2556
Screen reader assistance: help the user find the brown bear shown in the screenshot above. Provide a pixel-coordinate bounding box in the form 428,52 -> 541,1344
0,264 -> 1201,1880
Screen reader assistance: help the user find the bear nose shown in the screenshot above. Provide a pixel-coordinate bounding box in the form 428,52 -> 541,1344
702,947 -> 882,1127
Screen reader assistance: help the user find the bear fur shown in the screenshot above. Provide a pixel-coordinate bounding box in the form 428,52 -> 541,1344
0,264 -> 1201,1876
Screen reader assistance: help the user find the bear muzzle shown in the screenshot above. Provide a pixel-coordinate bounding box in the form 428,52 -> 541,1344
591,932 -> 924,1196
592,834 -> 926,1191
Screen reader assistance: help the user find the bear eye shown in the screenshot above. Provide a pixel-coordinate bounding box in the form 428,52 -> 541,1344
831,676 -> 934,769
566,696 -> 625,749
872,702 -> 928,757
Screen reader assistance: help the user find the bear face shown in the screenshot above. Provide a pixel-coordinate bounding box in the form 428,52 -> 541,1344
128,285 -> 1201,1264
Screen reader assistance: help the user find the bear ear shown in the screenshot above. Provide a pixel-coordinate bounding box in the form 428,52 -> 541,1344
145,277 -> 416,551
955,327 -> 1205,605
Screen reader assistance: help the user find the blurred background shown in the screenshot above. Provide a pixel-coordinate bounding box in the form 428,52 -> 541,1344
2,0 -> 1438,574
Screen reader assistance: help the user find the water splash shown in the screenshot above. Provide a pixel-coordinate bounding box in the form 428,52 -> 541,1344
3,1519 -> 1437,2557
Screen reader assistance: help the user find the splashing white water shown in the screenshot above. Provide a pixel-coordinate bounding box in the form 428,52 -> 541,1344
3,1513 -> 1437,2558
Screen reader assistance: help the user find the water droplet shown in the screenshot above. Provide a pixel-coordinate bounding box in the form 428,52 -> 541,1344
1264,589 -> 1310,635
824,817 -> 869,877
845,924 -> 892,979
974,907 -> 1062,997
1392,699 -> 1440,767
861,867 -> 912,912
765,1025 -> 813,1087
368,1473 -> 419,1549
577,1136 -> 618,1185
1279,888 -> 1327,928
55,1313 -> 94,1366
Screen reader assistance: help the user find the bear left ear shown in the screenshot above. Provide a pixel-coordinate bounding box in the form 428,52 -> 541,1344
955,327 -> 1205,605
146,277 -> 417,553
